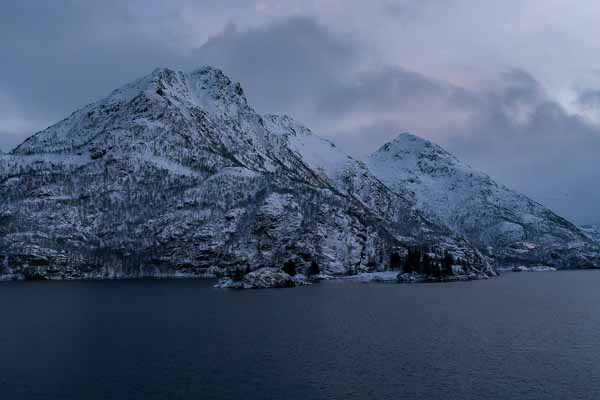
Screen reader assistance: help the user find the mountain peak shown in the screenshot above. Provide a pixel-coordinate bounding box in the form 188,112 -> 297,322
102,66 -> 247,109
372,132 -> 457,168
150,66 -> 177,76
187,66 -> 247,106
103,67 -> 185,105
12,65 -> 255,155
189,65 -> 228,80
376,132 -> 432,153
393,132 -> 423,142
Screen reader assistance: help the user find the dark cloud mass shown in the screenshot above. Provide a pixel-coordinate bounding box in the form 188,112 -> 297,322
192,20 -> 600,224
443,70 -> 600,223
1,1 -> 599,223
193,18 -> 600,224
0,0 -> 193,151
194,17 -> 360,118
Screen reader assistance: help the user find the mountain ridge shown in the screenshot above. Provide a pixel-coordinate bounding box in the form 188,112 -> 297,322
0,66 -> 492,281
2,66 -> 598,282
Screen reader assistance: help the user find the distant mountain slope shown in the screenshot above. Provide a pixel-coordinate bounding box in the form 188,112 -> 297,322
0,68 -> 490,280
367,133 -> 600,269
580,225 -> 600,243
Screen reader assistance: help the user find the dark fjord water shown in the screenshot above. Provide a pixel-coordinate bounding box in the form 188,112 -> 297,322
2,272 -> 600,400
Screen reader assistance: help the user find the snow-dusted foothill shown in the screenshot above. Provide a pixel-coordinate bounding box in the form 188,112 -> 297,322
0,67 -> 491,281
367,133 -> 600,269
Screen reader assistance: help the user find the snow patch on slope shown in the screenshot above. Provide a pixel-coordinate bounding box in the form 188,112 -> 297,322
262,114 -> 354,180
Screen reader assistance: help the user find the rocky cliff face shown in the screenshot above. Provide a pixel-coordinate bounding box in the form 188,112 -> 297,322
0,67 -> 491,280
367,133 -> 600,269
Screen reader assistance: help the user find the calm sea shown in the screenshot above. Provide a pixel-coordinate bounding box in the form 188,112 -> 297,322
1,271 -> 599,399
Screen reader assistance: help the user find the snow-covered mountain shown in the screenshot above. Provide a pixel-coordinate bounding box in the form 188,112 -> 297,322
367,133 -> 600,269
0,67 -> 490,280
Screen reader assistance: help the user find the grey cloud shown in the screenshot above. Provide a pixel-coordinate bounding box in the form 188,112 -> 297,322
313,67 -> 479,148
2,4 -> 599,223
494,69 -> 546,109
317,67 -> 449,115
321,120 -> 408,158
195,18 -> 600,223
381,0 -> 451,22
576,89 -> 600,110
0,1 -> 188,150
194,16 -> 360,119
193,22 -> 476,152
0,0 -> 257,151
444,72 -> 600,224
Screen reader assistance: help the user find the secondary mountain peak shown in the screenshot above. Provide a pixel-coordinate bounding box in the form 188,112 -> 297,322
368,133 -> 600,268
376,132 -> 456,160
385,132 -> 433,146
375,132 -> 422,152
393,131 -> 424,142
371,132 -> 468,185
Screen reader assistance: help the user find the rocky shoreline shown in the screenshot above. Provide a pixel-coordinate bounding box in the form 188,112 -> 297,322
0,265 -> 494,288
496,265 -> 558,273
214,267 -> 311,289
211,268 -> 494,289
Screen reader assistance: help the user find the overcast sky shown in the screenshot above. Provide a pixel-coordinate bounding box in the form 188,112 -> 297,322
2,0 -> 600,223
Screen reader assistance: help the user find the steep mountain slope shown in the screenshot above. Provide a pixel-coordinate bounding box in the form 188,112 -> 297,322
367,133 -> 600,269
0,67 -> 490,280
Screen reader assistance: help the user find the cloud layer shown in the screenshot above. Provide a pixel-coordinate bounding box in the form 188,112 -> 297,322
191,15 -> 600,224
1,1 -> 599,223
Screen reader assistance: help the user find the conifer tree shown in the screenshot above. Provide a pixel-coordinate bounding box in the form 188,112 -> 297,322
282,260 -> 297,276
442,251 -> 454,276
405,247 -> 421,273
309,260 -> 320,276
232,267 -> 245,282
422,252 -> 433,276
390,252 -> 402,270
